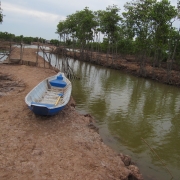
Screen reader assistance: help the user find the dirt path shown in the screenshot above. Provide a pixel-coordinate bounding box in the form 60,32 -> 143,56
0,49 -> 143,180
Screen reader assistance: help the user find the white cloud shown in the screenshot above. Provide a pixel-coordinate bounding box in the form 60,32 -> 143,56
3,2 -> 65,22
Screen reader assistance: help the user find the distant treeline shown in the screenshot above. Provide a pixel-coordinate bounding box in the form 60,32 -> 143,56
0,31 -> 59,46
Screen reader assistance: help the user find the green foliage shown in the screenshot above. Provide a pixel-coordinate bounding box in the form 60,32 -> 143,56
75,7 -> 98,42
14,35 -> 23,43
0,1 -> 3,23
101,38 -> 109,52
151,0 -> 177,44
168,28 -> 180,61
55,1 -> 179,65
123,0 -> 178,56
33,37 -> 39,42
123,0 -> 156,49
178,0 -> 180,19
23,37 -> 34,44
50,39 -> 59,46
117,38 -> 135,54
0,32 -> 15,40
57,7 -> 98,46
0,31 -> 48,44
98,5 -> 121,41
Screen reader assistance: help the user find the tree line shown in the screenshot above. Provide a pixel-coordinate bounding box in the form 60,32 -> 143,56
56,0 -> 180,77
0,31 -> 60,46
0,31 -> 45,44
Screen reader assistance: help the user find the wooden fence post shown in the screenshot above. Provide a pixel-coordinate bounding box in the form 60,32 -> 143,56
20,43 -> 23,63
36,43 -> 39,66
9,42 -> 12,63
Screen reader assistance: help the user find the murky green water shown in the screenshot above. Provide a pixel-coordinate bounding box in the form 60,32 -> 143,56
48,55 -> 180,180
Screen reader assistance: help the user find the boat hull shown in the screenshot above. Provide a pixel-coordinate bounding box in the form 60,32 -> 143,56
28,105 -> 65,116
25,72 -> 72,116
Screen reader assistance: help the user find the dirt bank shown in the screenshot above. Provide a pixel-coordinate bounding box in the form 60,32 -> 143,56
63,49 -> 180,87
0,48 -> 143,180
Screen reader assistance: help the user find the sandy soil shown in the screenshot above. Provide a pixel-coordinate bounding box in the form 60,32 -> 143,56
0,48 -> 143,180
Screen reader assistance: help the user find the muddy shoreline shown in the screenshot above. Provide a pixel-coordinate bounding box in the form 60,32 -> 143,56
62,49 -> 180,88
0,48 -> 143,180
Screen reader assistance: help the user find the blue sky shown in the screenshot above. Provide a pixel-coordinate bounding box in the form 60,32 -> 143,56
0,0 -> 179,40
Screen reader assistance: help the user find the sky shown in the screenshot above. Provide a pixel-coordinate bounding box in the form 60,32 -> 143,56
0,0 -> 179,40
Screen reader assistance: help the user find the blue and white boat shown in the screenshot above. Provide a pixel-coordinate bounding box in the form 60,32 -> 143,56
25,72 -> 72,116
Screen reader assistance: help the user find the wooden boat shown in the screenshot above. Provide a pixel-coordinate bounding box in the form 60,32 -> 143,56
25,72 -> 72,116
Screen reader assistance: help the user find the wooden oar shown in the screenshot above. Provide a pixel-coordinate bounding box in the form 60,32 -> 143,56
54,83 -> 71,106
54,96 -> 61,106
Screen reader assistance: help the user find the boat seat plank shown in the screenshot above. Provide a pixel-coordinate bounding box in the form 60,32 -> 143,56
39,89 -> 64,105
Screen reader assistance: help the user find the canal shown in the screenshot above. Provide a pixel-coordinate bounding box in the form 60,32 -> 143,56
46,54 -> 180,180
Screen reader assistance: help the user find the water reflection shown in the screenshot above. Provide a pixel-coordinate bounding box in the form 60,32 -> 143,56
47,55 -> 180,180
0,55 -> 8,62
0,50 -> 9,62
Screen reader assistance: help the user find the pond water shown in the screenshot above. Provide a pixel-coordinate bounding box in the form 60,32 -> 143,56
0,51 -> 9,63
44,54 -> 180,180
0,55 -> 8,62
